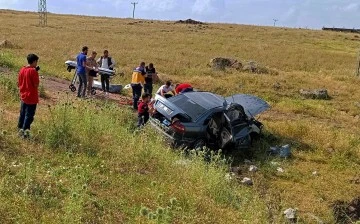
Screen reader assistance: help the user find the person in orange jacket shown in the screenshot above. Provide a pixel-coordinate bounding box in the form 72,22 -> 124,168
131,62 -> 146,110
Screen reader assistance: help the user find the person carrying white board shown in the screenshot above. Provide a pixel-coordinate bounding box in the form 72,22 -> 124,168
97,50 -> 116,96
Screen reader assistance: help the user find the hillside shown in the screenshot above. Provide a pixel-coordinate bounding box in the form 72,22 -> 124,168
0,10 -> 360,223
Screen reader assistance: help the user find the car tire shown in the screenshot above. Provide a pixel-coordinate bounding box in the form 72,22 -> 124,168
193,139 -> 206,150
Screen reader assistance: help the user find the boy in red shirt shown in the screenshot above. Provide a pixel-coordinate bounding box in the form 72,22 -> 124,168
137,93 -> 151,127
17,54 -> 40,138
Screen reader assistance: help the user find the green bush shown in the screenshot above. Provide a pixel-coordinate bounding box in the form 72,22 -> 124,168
0,75 -> 19,101
43,100 -> 79,152
39,84 -> 48,99
0,52 -> 17,69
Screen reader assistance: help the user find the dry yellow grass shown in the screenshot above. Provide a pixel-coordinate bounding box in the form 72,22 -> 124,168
0,9 -> 360,223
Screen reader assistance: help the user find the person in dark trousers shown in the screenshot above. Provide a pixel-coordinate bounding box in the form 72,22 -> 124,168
144,63 -> 157,95
76,46 -> 90,98
137,93 -> 151,127
97,50 -> 116,96
17,54 -> 40,138
131,62 -> 146,110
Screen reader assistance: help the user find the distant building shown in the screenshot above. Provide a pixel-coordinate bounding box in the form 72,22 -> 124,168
322,27 -> 360,34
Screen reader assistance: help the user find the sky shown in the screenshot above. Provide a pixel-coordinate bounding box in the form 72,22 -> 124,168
1,0 -> 360,29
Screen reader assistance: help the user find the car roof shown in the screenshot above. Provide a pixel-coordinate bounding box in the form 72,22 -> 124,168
168,91 -> 225,110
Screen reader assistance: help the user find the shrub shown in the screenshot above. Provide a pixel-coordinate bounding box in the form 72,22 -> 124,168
44,101 -> 79,151
0,75 -> 19,101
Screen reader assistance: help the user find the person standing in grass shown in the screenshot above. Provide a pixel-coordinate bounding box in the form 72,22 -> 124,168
144,63 -> 157,95
17,54 -> 40,138
97,50 -> 116,96
131,62 -> 146,110
76,46 -> 89,98
137,93 -> 151,127
86,51 -> 98,96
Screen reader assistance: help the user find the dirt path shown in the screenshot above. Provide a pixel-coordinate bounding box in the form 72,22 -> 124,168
42,76 -> 133,105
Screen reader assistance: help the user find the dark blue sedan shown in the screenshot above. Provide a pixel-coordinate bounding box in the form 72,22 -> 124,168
150,91 -> 269,150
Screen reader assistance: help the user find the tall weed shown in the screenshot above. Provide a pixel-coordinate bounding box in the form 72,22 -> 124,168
0,75 -> 19,102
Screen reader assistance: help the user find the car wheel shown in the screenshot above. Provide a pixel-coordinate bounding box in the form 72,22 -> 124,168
69,84 -> 76,92
193,139 -> 206,150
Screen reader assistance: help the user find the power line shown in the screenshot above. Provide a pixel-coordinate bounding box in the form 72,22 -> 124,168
273,19 -> 278,27
38,0 -> 47,26
131,2 -> 138,19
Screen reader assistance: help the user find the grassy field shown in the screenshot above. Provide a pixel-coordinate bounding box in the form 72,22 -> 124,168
0,9 -> 360,223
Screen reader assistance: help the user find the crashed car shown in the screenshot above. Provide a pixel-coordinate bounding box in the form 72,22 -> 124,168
149,91 -> 269,150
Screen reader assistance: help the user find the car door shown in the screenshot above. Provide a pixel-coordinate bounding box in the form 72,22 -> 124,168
220,104 -> 252,149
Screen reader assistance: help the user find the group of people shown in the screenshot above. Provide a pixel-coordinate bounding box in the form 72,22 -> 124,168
133,73 -> 194,127
76,46 -> 116,98
16,48 -> 194,138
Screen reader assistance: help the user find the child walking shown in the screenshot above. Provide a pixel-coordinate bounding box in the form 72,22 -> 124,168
137,93 -> 151,127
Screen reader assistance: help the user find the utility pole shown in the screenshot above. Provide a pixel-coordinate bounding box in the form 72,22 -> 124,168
273,19 -> 278,27
131,2 -> 138,19
38,0 -> 47,26
356,49 -> 360,76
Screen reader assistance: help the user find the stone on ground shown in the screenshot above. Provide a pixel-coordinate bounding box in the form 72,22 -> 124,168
299,89 -> 330,100
209,57 -> 242,70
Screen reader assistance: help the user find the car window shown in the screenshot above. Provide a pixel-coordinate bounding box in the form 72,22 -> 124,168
170,97 -> 207,121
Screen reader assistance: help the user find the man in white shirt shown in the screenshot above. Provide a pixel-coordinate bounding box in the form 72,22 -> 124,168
156,81 -> 176,98
97,50 -> 116,95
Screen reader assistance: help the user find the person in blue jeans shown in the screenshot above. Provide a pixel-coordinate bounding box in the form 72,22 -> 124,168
18,54 -> 40,138
76,46 -> 96,98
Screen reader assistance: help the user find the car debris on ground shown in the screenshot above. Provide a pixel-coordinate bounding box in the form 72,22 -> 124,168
225,173 -> 235,182
277,167 -> 285,173
268,145 -> 292,158
230,166 -> 241,175
249,165 -> 258,172
241,177 -> 253,186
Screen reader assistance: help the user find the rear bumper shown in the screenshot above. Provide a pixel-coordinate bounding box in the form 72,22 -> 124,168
149,118 -> 175,140
149,118 -> 194,147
